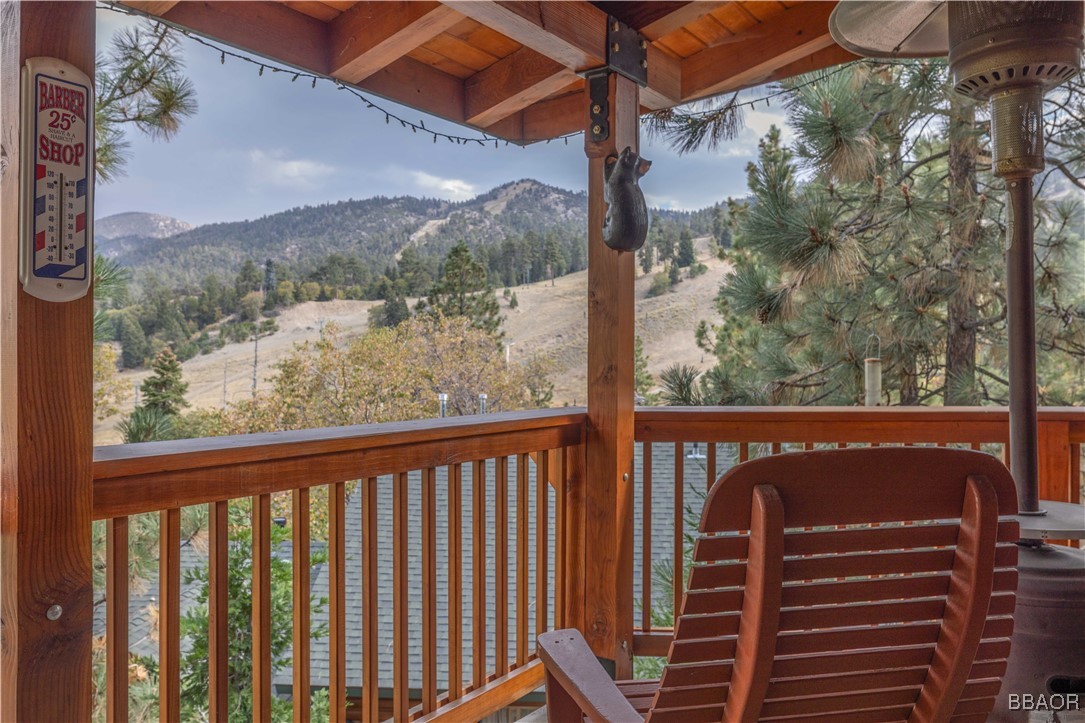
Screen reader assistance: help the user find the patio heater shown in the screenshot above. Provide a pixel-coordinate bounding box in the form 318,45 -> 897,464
829,2 -> 1084,718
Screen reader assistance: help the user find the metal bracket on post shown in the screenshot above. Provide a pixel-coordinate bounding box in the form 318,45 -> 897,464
583,16 -> 648,144
587,70 -> 610,142
606,15 -> 648,86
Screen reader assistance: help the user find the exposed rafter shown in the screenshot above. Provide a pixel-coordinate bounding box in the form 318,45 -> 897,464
329,2 -> 462,84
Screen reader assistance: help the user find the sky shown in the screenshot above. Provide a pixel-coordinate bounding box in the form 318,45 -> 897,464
95,9 -> 793,227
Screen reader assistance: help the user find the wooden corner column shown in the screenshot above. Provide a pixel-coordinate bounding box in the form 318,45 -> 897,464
583,72 -> 638,679
1,3 -> 95,719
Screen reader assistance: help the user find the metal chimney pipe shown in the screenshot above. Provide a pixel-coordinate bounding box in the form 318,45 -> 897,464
478,393 -> 488,414
438,393 -> 448,418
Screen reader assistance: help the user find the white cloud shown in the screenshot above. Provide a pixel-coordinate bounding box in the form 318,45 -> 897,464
409,171 -> 477,201
247,149 -> 333,190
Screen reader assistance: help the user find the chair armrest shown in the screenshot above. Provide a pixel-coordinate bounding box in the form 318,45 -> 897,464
537,629 -> 642,722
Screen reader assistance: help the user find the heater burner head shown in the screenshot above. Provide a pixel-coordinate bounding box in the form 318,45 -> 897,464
948,1 -> 1083,99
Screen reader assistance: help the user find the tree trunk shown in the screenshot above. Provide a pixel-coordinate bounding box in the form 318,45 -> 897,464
900,353 -> 920,405
945,97 -> 980,405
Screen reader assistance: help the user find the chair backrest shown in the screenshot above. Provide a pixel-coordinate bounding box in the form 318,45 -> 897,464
648,447 -> 1019,723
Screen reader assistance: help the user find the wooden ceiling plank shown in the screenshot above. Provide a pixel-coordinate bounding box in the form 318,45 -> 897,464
423,33 -> 501,72
409,46 -> 477,79
159,1 -> 330,73
466,47 -> 575,126
657,26 -> 707,58
443,1 -> 607,71
457,25 -> 523,58
123,1 -> 180,15
522,90 -> 584,143
329,1 -> 462,84
681,1 -> 838,101
639,1 -> 728,41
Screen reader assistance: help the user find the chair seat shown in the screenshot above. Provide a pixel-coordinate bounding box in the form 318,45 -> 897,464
615,679 -> 659,716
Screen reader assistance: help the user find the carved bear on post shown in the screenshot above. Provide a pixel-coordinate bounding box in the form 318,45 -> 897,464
603,146 -> 652,252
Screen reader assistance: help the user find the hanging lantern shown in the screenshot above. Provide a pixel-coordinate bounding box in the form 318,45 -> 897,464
864,335 -> 882,407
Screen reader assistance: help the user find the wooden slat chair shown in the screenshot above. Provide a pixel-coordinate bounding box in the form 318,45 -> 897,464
540,447 -> 1019,722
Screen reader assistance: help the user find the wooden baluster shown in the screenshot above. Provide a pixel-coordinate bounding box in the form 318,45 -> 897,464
516,453 -> 529,666
771,442 -> 782,456
329,482 -> 346,723
106,517 -> 128,723
252,495 -> 272,723
422,468 -> 437,713
971,442 -> 982,451
394,471 -> 409,720
536,451 -> 549,640
472,460 -> 487,689
739,442 -> 750,463
804,442 -> 814,451
361,478 -> 379,721
707,441 -> 717,490
554,448 -> 567,629
159,508 -> 180,723
1073,444 -> 1082,549
292,488 -> 311,723
495,457 -> 509,677
208,501 -> 229,722
642,443 -> 652,633
448,464 -> 463,699
674,443 -> 684,624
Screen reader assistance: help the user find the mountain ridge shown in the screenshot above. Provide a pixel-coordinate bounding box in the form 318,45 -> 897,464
96,179 -> 714,285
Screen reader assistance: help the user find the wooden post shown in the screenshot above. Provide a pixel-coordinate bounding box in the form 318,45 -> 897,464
584,72 -> 638,678
1,3 -> 96,720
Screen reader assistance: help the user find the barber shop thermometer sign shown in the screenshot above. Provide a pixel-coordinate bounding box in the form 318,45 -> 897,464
20,57 -> 94,302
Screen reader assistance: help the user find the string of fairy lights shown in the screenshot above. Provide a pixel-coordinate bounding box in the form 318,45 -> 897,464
98,2 -> 909,148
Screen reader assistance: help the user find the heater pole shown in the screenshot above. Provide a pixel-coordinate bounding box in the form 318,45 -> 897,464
1005,180 -> 1040,515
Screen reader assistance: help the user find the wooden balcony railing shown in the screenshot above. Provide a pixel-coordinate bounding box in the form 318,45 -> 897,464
93,409 -> 586,722
92,406 -> 1082,721
630,407 -> 1084,658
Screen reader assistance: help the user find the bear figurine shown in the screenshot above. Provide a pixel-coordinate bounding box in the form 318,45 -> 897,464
603,146 -> 652,252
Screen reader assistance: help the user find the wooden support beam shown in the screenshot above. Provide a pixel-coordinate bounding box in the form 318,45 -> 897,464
124,0 -> 180,15
1,3 -> 95,720
445,1 -> 606,71
329,1 -> 462,84
681,1 -> 838,100
583,73 -> 638,678
361,56 -> 466,124
159,1 -> 331,73
467,47 -> 574,127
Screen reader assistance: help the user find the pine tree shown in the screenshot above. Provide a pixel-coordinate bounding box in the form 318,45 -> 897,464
676,229 -> 696,267
638,240 -> 655,275
663,61 -> 1083,406
634,336 -> 654,399
426,241 -> 503,335
140,347 -> 189,416
95,21 -> 196,182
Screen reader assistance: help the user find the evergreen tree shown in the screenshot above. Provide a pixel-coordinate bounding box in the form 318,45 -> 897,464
140,347 -> 189,416
634,336 -> 654,399
660,60 -> 1083,406
235,259 -> 263,298
425,241 -> 503,335
676,229 -> 696,268
668,260 -> 681,287
115,312 -> 149,369
638,240 -> 655,275
95,21 -> 196,182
